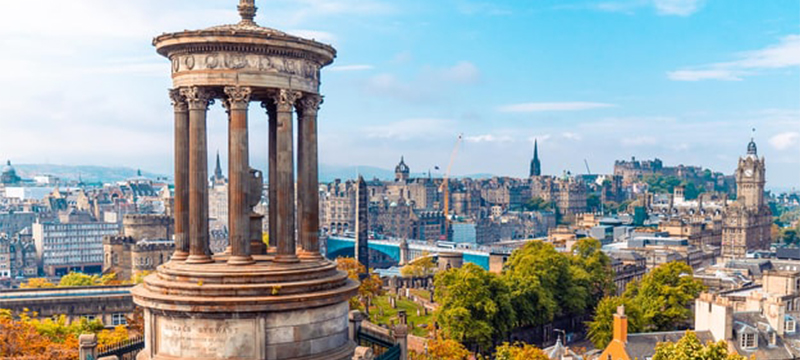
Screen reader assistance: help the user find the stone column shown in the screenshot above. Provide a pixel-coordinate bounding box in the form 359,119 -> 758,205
348,310 -> 366,342
181,86 -> 214,264
271,89 -> 301,263
169,88 -> 189,262
78,333 -> 97,360
394,311 -> 409,360
262,101 -> 278,254
224,86 -> 255,265
297,94 -> 324,260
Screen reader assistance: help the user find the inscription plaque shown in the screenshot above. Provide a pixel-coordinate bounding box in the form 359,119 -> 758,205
156,317 -> 257,359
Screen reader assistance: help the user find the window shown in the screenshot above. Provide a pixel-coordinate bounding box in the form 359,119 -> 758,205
740,332 -> 756,349
112,313 -> 127,326
786,316 -> 796,333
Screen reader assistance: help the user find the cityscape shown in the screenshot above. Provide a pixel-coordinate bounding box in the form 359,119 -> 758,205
0,1 -> 798,360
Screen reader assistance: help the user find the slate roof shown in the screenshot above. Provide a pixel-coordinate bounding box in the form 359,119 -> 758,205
625,330 -> 714,360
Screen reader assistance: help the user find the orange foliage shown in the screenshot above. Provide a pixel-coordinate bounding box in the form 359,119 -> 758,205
0,315 -> 77,360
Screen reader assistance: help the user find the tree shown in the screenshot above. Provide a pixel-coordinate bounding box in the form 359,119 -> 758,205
400,254 -> 437,278
494,342 -> 550,360
0,312 -> 77,360
20,278 -> 55,289
782,228 -> 799,245
523,197 -> 553,212
652,331 -> 746,360
587,296 -> 643,348
336,257 -> 384,310
97,325 -> 130,346
571,238 -> 615,306
58,272 -> 97,287
410,337 -> 471,360
503,241 -> 587,318
625,261 -> 705,331
434,263 -> 515,351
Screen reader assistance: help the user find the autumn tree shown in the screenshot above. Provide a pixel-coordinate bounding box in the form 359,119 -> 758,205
336,257 -> 384,310
400,253 -> 437,278
494,342 -> 550,360
652,331 -> 746,360
409,337 -> 471,360
20,278 -> 55,289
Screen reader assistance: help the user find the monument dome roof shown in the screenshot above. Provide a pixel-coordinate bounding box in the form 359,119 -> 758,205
2,160 -> 15,174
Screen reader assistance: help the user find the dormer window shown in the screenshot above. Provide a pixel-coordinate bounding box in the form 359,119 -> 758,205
740,332 -> 756,349
786,316 -> 796,333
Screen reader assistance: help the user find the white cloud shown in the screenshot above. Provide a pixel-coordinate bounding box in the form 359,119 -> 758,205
667,69 -> 743,81
770,132 -> 800,150
497,102 -> 617,113
362,118 -> 457,140
621,136 -> 658,147
562,132 -> 583,141
439,61 -> 481,84
669,34 -> 800,81
653,0 -> 703,16
286,29 -> 338,44
588,0 -> 703,16
464,134 -> 514,143
328,64 -> 375,72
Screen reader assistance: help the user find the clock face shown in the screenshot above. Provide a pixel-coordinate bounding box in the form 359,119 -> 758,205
744,169 -> 754,177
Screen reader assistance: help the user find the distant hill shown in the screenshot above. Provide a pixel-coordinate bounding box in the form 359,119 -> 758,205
10,163 -> 497,184
13,164 -> 165,184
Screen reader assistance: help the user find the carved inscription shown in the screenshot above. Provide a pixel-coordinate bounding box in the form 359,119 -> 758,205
156,317 -> 256,358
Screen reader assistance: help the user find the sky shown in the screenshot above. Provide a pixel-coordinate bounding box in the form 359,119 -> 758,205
0,0 -> 798,189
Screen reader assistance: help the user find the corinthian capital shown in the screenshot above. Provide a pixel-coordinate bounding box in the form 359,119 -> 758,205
180,86 -> 215,110
223,86 -> 252,111
268,89 -> 302,111
169,88 -> 188,112
297,94 -> 323,115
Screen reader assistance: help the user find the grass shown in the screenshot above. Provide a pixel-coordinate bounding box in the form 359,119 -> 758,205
409,288 -> 432,302
369,295 -> 433,337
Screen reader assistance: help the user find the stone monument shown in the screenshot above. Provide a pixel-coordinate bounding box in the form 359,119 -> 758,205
355,175 -> 369,280
132,1 -> 359,359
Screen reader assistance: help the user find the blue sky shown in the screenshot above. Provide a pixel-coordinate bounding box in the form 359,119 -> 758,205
0,0 -> 797,189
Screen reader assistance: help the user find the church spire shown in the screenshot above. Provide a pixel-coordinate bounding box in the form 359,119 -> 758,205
214,151 -> 223,179
530,139 -> 541,177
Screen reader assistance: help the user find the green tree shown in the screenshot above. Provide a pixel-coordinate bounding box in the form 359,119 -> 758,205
571,238 -> 615,306
625,261 -> 705,331
524,197 -> 553,211
504,241 -> 587,318
782,228 -> 799,245
652,331 -> 746,360
587,296 -> 643,348
434,263 -> 515,351
400,253 -> 437,277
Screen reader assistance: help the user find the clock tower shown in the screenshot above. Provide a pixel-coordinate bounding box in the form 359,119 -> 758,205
721,137 -> 772,260
735,138 -> 766,209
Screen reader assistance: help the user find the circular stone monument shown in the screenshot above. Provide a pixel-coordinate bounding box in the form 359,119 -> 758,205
132,1 -> 359,359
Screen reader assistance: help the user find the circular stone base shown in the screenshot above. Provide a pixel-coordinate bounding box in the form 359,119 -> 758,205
133,258 -> 359,360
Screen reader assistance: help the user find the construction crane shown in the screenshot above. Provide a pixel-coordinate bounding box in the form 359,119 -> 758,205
584,159 -> 592,175
439,134 -> 463,227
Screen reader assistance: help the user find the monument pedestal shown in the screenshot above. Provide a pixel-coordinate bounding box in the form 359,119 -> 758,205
132,257 -> 359,360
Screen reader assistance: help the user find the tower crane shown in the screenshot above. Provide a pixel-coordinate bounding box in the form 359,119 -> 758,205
584,159 -> 592,175
439,134 -> 463,227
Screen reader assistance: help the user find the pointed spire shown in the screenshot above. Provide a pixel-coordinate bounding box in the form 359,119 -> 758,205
215,151 -> 223,178
533,139 -> 539,160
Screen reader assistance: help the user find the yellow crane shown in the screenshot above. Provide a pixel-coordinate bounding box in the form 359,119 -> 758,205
439,134 -> 463,227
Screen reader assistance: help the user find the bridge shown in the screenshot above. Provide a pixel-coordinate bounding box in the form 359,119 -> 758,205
324,236 -> 490,270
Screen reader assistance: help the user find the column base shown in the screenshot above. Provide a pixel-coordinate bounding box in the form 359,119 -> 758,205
273,254 -> 300,263
170,251 -> 189,262
298,251 -> 325,261
185,255 -> 215,264
227,255 -> 256,266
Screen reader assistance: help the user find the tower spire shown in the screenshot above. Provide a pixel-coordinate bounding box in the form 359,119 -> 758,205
214,150 -> 223,179
530,139 -> 541,177
238,0 -> 258,25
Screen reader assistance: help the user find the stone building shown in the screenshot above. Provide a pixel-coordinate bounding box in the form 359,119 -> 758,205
530,175 -> 587,218
0,211 -> 36,237
8,236 -> 37,278
721,139 -> 773,260
321,179 -> 356,234
0,236 -> 10,278
1,161 -> 21,185
0,285 -> 135,327
33,213 -> 120,276
103,213 -> 175,280
208,152 -> 230,230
